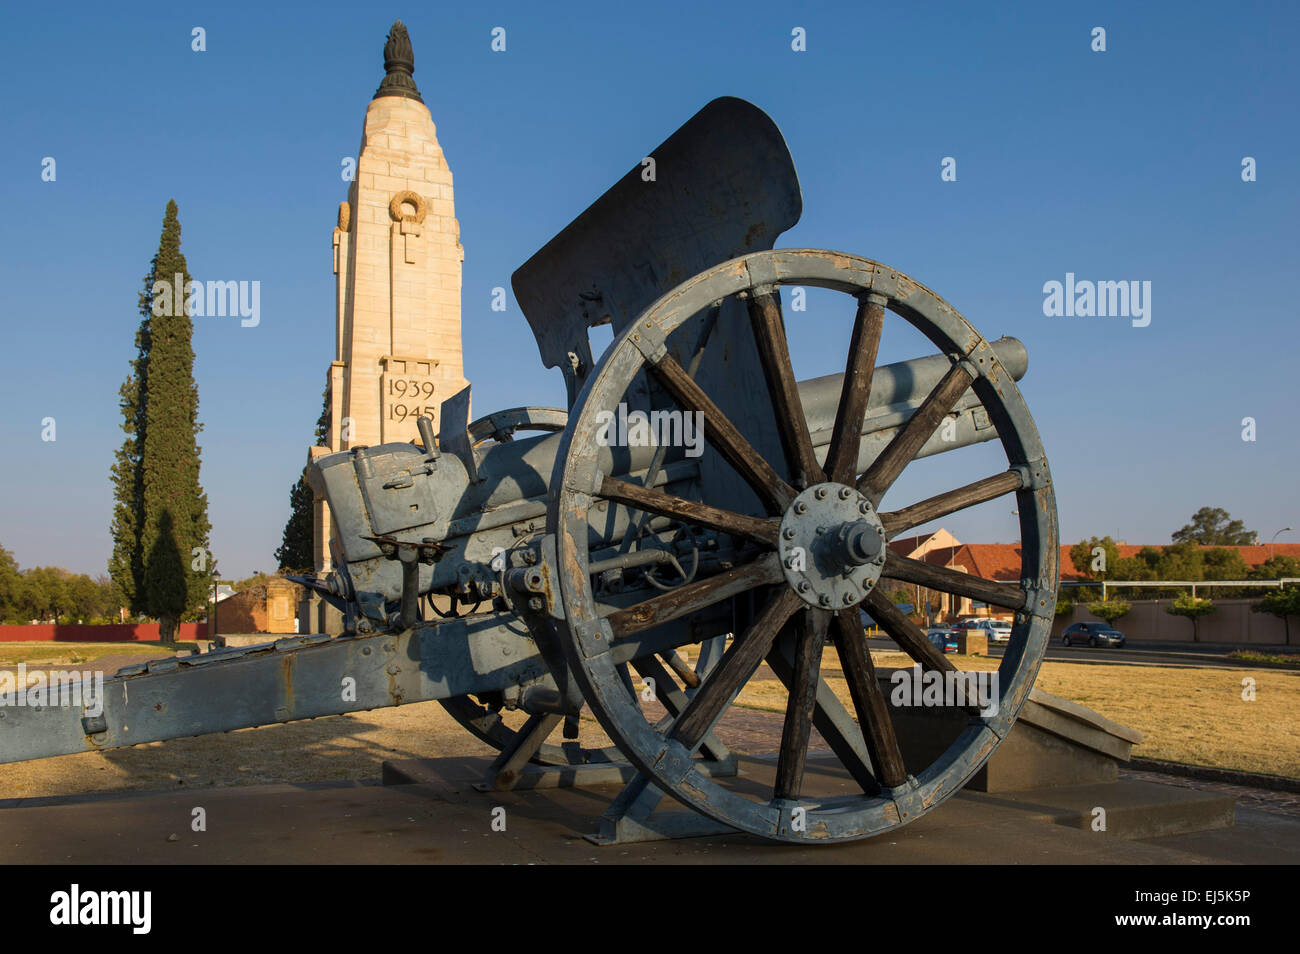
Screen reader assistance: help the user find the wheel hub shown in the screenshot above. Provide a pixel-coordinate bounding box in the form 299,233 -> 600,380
778,482 -> 886,609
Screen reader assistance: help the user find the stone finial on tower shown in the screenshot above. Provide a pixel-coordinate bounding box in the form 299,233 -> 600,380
374,19 -> 423,103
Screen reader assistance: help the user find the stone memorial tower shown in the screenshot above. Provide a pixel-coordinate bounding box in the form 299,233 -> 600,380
309,21 -> 467,612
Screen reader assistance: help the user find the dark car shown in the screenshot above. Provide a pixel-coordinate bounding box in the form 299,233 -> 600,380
1061,622 -> 1126,648
927,627 -> 959,654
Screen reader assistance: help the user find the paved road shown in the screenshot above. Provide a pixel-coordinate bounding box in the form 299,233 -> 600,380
866,637 -> 1293,669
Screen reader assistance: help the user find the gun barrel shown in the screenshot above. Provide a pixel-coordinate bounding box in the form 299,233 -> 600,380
469,335 -> 1027,509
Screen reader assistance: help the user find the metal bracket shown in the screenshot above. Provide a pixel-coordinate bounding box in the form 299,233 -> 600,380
1014,455 -> 1051,491
627,320 -> 668,365
745,254 -> 781,290
562,459 -> 603,497
885,775 -> 927,826
952,352 -> 980,379
1020,579 -> 1056,621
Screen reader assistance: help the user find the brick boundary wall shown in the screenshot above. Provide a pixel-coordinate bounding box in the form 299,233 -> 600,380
0,623 -> 208,643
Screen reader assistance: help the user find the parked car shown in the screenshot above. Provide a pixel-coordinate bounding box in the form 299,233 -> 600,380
926,627 -> 959,653
952,618 -> 1011,644
1061,622 -> 1126,648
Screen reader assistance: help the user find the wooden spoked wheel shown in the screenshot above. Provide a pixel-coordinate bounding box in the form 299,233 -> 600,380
548,249 -> 1058,842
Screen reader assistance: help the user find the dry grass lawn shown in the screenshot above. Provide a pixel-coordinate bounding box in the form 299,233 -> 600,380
0,641 -> 183,667
740,650 -> 1300,779
1,642 -> 1296,800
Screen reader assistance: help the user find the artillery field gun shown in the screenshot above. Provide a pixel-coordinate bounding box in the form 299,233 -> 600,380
1,98 -> 1058,845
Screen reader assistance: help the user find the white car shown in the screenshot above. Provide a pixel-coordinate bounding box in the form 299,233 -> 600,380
954,618 -> 1011,643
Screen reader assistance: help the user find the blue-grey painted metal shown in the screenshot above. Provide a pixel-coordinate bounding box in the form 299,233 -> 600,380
512,97 -> 803,406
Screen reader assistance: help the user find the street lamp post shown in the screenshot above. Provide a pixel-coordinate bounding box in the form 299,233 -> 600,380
211,569 -> 220,644
1270,527 -> 1293,560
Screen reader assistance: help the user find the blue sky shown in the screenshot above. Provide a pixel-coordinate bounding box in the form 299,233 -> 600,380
1,0 -> 1297,578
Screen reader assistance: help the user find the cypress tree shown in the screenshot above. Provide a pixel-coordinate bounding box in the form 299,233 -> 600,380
108,295 -> 149,615
109,200 -> 211,642
276,390 -> 330,573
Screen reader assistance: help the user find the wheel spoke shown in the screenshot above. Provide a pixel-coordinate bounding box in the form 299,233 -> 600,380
865,590 -> 956,673
598,475 -> 780,547
765,644 -> 882,795
866,593 -> 986,717
648,353 -> 797,512
857,361 -> 974,504
880,470 -> 1026,537
604,553 -> 783,638
824,294 -> 886,484
830,609 -> 907,787
659,649 -> 700,689
669,588 -> 802,751
746,289 -> 824,488
773,607 -> 829,800
882,552 -> 1028,610
632,654 -> 730,763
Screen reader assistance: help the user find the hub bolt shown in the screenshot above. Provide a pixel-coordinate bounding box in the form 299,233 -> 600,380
842,593 -> 855,605
838,487 -> 852,500
859,502 -> 870,515
794,502 -> 808,515
819,594 -> 832,607
782,527 -> 796,540
814,487 -> 827,500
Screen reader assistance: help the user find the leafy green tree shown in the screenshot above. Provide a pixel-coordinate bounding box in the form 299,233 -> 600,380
0,548 -> 115,623
1054,599 -> 1074,618
111,201 -> 211,642
1252,586 -> 1300,644
275,390 -> 329,574
1086,599 -> 1131,625
1069,536 -> 1120,579
1155,541 -> 1205,583
108,335 -> 145,617
1112,555 -> 1154,581
1198,547 -> 1251,598
26,567 -> 66,621
1135,546 -> 1164,571
143,510 -> 188,638
1166,594 -> 1216,642
0,544 -> 20,622
1251,555 -> 1300,580
1203,547 -> 1249,579
1172,507 -> 1256,546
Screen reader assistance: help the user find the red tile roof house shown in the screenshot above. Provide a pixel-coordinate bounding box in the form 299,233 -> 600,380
886,532 -> 1300,622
